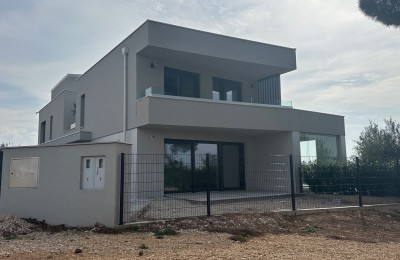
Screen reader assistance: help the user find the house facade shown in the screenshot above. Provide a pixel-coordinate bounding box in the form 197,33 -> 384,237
0,20 -> 347,226
38,20 -> 345,193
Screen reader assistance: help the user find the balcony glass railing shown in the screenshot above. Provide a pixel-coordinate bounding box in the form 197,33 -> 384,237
140,87 -> 292,108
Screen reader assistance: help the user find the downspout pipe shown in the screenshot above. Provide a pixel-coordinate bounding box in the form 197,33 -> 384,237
122,47 -> 129,142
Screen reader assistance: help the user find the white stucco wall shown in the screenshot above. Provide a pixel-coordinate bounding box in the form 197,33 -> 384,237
0,142 -> 131,227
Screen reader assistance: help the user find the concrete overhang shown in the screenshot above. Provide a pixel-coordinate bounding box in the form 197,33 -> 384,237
40,131 -> 92,146
138,46 -> 293,79
136,95 -> 346,136
137,20 -> 296,79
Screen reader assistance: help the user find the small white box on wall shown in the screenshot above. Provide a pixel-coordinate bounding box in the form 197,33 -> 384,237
9,157 -> 40,188
81,156 -> 105,190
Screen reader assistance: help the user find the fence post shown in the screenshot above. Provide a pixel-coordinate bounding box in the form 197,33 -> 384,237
356,157 -> 363,207
119,153 -> 125,225
0,150 -> 3,185
289,155 -> 296,211
396,158 -> 400,197
206,154 -> 211,216
299,164 -> 303,193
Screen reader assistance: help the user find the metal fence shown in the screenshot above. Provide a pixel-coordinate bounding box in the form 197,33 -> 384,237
119,153 -> 400,224
0,150 -> 3,196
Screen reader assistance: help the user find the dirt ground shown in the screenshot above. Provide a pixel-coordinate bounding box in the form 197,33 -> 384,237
2,206 -> 400,259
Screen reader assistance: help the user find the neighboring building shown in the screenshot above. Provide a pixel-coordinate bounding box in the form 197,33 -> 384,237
0,20 -> 346,226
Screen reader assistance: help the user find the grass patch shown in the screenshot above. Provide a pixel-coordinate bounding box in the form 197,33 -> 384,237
2,232 -> 18,240
139,243 -> 149,250
124,224 -> 140,232
154,226 -> 178,239
229,234 -> 250,242
305,224 -> 320,233
389,210 -> 400,222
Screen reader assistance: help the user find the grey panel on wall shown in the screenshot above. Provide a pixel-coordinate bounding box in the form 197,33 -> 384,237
257,75 -> 281,105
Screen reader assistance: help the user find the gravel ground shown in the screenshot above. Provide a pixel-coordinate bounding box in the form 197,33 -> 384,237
0,215 -> 37,238
2,206 -> 400,259
1,231 -> 400,259
133,193 -> 400,222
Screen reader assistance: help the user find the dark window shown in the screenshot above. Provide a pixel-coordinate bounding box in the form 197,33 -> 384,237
80,94 -> 85,128
212,77 -> 242,102
164,67 -> 199,98
40,121 -> 46,144
164,139 -> 245,193
49,116 -> 53,140
99,158 -> 103,168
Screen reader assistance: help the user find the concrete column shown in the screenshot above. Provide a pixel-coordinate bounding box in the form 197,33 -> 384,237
338,135 -> 347,159
291,131 -> 301,157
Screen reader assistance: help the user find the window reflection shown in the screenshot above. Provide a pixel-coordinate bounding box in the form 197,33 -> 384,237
213,77 -> 241,102
300,133 -> 339,161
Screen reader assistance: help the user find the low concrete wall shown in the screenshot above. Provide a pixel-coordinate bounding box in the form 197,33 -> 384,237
0,142 -> 131,227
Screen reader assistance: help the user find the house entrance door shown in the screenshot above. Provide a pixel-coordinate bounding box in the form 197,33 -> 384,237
193,143 -> 218,191
164,140 -> 244,193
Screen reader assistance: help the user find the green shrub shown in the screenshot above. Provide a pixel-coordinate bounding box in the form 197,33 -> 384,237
305,224 -> 320,233
300,158 -> 400,197
301,160 -> 357,194
154,226 -> 178,238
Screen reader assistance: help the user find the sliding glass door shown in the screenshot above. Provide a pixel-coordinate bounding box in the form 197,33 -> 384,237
164,143 -> 192,193
164,67 -> 200,98
212,77 -> 242,102
164,139 -> 244,193
193,143 -> 219,191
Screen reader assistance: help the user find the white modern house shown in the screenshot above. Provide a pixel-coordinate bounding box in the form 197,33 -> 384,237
0,20 -> 346,226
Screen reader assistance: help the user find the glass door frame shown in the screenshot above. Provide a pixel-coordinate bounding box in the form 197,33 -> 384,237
164,138 -> 245,193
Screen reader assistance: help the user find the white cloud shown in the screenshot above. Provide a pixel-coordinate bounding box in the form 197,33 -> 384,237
0,107 -> 38,146
0,0 -> 399,155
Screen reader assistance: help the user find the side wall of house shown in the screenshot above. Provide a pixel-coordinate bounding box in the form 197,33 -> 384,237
51,75 -> 79,100
74,23 -> 149,141
0,143 -> 131,227
38,92 -> 67,143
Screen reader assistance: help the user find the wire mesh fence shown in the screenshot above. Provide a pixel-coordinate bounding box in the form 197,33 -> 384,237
120,153 -> 400,224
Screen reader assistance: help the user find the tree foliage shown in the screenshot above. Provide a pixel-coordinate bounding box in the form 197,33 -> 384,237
301,118 -> 400,197
358,0 -> 400,28
355,118 -> 400,162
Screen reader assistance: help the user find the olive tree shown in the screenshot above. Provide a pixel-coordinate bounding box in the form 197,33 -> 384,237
359,0 -> 400,28
354,118 -> 400,162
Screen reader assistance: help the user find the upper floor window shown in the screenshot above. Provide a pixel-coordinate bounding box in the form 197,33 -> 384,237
212,77 -> 242,102
80,94 -> 85,128
49,116 -> 53,140
164,67 -> 199,98
40,121 -> 46,144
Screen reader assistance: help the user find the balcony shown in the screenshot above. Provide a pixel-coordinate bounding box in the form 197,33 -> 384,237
139,87 -> 293,108
40,130 -> 92,146
136,90 -> 345,136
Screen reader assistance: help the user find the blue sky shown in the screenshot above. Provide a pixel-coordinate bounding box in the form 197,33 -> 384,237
0,0 -> 399,154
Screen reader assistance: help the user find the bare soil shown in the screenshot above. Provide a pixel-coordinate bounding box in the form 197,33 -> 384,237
1,206 -> 400,259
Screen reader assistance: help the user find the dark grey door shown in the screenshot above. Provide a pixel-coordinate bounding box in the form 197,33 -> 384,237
222,144 -> 241,189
